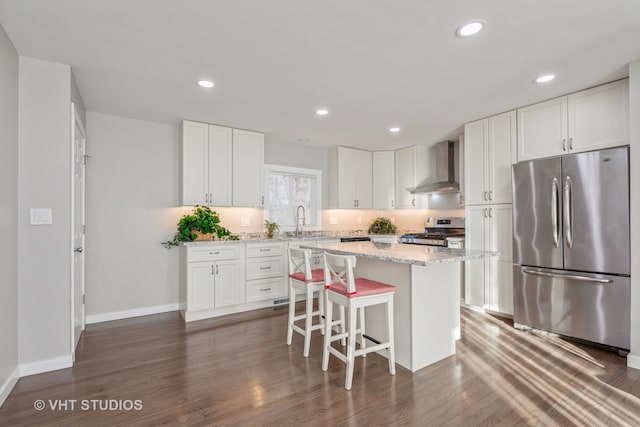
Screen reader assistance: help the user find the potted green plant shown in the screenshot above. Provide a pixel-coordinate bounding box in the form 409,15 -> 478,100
264,220 -> 280,239
368,217 -> 397,234
163,205 -> 238,248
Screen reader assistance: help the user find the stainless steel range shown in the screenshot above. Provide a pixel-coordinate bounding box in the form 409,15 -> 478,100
400,217 -> 465,246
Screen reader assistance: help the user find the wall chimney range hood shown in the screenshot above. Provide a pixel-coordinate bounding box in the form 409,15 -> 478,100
411,140 -> 460,194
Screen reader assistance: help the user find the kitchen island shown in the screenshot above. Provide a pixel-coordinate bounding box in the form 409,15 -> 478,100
301,241 -> 497,372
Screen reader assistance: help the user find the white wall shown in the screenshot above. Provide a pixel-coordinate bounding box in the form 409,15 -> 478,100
18,57 -> 73,369
85,112 -> 181,320
0,24 -> 19,406
628,60 -> 640,369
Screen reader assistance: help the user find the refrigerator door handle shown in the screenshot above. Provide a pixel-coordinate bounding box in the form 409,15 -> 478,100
551,178 -> 559,248
564,176 -> 573,248
522,269 -> 613,284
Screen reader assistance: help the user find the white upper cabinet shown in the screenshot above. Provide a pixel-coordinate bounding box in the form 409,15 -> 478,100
518,79 -> 628,161
181,121 -> 232,206
464,110 -> 516,205
517,97 -> 567,161
394,145 -> 427,209
332,146 -> 372,209
232,129 -> 264,207
568,79 -> 629,153
372,151 -> 395,209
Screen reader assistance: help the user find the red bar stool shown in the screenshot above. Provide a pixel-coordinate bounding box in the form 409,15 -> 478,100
322,252 -> 396,390
287,248 -> 344,357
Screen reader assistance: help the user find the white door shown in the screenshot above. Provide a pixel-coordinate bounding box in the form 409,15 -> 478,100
394,146 -> 416,208
372,151 -> 395,209
72,105 -> 86,356
214,259 -> 243,308
487,204 -> 513,315
464,119 -> 488,205
465,205 -> 488,308
517,96 -> 568,161
488,111 -> 516,204
337,147 -> 356,208
232,129 -> 264,207
181,121 -> 209,205
208,124 -> 233,206
354,149 -> 372,208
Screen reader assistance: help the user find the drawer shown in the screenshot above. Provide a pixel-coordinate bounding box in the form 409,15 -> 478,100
246,257 -> 284,280
187,244 -> 243,262
246,277 -> 285,302
246,242 -> 285,258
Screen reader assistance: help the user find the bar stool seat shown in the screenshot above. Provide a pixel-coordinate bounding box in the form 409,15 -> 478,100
322,252 -> 396,390
287,248 -> 344,357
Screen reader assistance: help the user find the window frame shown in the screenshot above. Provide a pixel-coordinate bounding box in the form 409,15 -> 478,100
263,164 -> 323,231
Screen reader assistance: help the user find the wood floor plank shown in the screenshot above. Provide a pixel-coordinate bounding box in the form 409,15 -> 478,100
1,306 -> 640,425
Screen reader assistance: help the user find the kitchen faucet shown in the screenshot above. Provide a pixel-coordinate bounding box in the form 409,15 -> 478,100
295,205 -> 306,237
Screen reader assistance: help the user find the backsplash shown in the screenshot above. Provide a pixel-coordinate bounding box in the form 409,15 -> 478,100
169,206 -> 465,236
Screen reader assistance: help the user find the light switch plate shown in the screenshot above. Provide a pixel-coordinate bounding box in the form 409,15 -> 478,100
356,217 -> 362,225
241,217 -> 250,227
30,208 -> 53,225
329,216 -> 338,225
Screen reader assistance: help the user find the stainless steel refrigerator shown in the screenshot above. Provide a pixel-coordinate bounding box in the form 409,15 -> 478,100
512,146 -> 630,350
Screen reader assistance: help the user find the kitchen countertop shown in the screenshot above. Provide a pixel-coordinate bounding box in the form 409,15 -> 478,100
181,234 -> 400,246
299,241 -> 496,266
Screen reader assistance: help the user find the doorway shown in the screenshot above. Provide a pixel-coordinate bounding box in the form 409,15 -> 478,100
71,103 -> 86,359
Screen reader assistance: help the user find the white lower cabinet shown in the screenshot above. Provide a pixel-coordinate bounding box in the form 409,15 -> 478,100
465,204 -> 513,315
181,243 -> 246,321
245,241 -> 287,302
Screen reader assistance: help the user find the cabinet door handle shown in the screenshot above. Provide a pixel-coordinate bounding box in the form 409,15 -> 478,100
489,208 -> 493,218
483,208 -> 487,218
488,191 -> 493,201
562,138 -> 567,151
569,137 -> 573,150
209,251 -> 220,255
259,288 -> 272,292
259,248 -> 271,252
211,265 -> 215,275
261,196 -> 264,205
215,265 -> 219,275
412,198 -> 416,207
391,199 -> 394,208
209,193 -> 213,204
259,266 -> 272,270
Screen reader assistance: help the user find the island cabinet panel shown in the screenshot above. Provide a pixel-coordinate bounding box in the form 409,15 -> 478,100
300,240 -> 495,372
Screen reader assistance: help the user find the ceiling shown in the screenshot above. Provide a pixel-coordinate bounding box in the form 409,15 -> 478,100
1,1 -> 639,151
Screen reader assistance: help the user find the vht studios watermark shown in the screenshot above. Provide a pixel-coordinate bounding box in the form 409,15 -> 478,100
34,399 -> 143,411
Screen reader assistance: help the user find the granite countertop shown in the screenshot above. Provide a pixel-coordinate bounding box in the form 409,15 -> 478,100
181,231 -> 402,246
299,241 -> 496,266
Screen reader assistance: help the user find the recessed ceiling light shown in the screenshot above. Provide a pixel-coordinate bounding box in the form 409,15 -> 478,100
535,74 -> 556,84
389,127 -> 401,133
316,109 -> 329,116
456,19 -> 486,38
197,79 -> 215,88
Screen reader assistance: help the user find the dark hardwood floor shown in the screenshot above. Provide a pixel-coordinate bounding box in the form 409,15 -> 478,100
1,305 -> 639,426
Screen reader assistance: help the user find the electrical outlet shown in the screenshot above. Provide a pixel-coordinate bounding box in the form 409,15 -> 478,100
30,208 -> 53,225
330,216 -> 338,225
356,216 -> 362,224
241,217 -> 250,227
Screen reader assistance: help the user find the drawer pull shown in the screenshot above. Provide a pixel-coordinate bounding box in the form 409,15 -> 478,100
259,288 -> 272,292
259,266 -> 272,270
209,251 -> 220,255
259,248 -> 271,252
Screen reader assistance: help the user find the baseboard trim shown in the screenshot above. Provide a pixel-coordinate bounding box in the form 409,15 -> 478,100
0,365 -> 20,408
20,355 -> 72,377
86,303 -> 179,325
627,353 -> 640,370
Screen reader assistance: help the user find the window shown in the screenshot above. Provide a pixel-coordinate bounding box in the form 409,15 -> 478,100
264,164 -> 322,230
